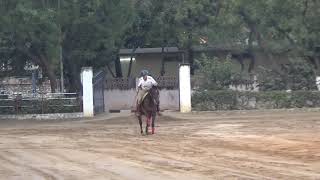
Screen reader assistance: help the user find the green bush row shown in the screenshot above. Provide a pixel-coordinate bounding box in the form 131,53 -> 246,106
192,90 -> 320,111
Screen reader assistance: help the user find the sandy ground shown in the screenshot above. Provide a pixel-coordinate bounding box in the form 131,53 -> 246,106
0,110 -> 319,180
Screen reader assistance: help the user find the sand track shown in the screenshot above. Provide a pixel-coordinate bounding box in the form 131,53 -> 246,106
0,110 -> 319,179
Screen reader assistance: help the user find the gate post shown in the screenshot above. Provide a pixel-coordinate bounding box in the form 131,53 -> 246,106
81,67 -> 94,117
179,64 -> 191,113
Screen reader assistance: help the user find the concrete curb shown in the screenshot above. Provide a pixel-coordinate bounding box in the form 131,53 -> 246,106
189,107 -> 320,114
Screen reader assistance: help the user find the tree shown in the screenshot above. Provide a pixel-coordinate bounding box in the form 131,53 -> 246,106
175,0 -> 222,74
0,0 -> 60,92
123,0 -> 181,76
1,0 -> 320,93
60,0 -> 135,91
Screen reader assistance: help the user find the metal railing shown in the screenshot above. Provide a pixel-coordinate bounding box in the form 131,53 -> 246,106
0,93 -> 82,115
105,76 -> 180,90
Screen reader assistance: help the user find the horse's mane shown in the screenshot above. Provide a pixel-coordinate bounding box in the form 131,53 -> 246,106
140,87 -> 158,115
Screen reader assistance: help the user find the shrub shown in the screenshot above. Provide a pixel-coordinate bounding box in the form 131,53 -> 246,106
195,55 -> 234,90
258,58 -> 317,91
192,90 -> 320,111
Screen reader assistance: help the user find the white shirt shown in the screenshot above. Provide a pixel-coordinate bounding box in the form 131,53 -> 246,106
137,76 -> 158,90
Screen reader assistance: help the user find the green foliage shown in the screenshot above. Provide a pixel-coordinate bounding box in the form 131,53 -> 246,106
1,0 -> 320,92
196,55 -> 242,90
61,0 -> 134,66
192,90 -> 238,110
0,0 -> 136,92
257,67 -> 287,91
192,90 -> 320,111
255,91 -> 292,109
258,58 -> 317,91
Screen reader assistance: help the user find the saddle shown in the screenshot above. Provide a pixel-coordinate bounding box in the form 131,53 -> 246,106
136,87 -> 160,116
141,87 -> 159,106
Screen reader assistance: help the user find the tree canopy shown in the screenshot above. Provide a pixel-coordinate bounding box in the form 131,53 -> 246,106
0,0 -> 319,92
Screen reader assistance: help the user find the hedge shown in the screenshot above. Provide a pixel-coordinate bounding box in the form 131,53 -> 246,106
192,90 -> 320,111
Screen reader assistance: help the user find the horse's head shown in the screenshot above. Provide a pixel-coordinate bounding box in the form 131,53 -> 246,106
140,86 -> 159,115
149,86 -> 159,105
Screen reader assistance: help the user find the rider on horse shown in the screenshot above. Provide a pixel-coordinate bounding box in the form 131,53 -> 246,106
136,70 -> 160,116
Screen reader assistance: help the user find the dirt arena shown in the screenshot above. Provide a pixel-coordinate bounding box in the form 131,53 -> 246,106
0,110 -> 319,180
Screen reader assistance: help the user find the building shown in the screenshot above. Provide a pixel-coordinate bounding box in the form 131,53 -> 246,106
118,47 -> 184,78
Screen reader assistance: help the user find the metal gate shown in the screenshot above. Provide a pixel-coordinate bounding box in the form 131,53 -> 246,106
93,71 -> 105,114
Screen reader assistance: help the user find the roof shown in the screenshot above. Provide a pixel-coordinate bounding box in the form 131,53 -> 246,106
119,47 -> 181,55
192,45 -> 246,53
119,45 -> 246,56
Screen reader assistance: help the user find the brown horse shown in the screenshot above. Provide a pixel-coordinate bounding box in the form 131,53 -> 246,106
137,86 -> 159,135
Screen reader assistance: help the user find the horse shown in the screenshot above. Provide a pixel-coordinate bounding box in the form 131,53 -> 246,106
137,86 -> 159,135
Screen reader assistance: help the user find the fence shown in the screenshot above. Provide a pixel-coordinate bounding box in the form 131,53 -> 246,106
0,77 -> 60,98
0,93 -> 82,115
105,76 -> 179,90
93,71 -> 105,114
157,76 -> 179,89
106,77 -> 136,90
104,76 -> 180,111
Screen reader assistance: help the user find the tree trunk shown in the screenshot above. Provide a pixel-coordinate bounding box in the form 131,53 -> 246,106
186,8 -> 194,75
24,48 -> 58,93
160,46 -> 165,76
247,30 -> 255,73
307,55 -> 320,76
38,55 -> 57,93
106,63 -> 116,78
316,57 -> 320,76
64,58 -> 82,93
185,37 -> 195,75
231,54 -> 245,72
114,54 -> 123,77
127,48 -> 136,77
238,10 -> 257,73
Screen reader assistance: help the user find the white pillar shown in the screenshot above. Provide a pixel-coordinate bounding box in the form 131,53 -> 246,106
81,67 -> 94,117
316,76 -> 320,91
179,64 -> 191,113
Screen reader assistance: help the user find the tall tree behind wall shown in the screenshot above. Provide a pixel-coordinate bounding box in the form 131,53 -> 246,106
0,0 -> 60,92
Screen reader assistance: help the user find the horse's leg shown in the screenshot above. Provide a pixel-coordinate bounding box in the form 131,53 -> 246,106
151,112 -> 156,134
145,114 -> 151,135
138,115 -> 143,135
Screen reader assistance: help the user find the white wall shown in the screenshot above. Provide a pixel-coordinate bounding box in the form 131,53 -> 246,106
104,89 -> 179,111
104,89 -> 136,111
159,90 -> 180,110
